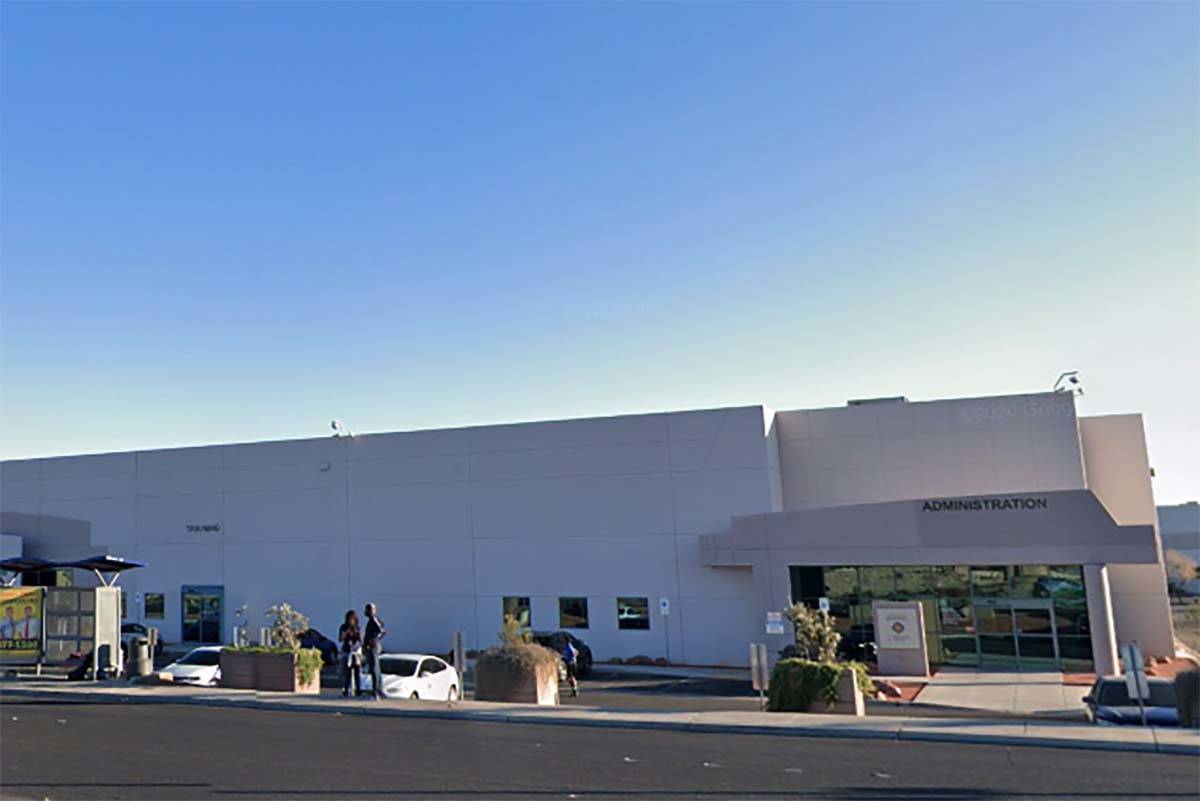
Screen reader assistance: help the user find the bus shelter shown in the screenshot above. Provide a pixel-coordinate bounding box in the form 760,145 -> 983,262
0,554 -> 145,678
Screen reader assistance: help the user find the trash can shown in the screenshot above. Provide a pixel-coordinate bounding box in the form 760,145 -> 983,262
130,637 -> 152,678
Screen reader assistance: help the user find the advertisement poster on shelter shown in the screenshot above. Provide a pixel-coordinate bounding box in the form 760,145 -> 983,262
0,587 -> 43,660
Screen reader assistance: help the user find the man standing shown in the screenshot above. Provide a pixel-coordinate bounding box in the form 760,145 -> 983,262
562,638 -> 580,698
363,602 -> 386,700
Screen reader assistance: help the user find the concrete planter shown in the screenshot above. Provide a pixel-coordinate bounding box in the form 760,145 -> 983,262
474,655 -> 559,705
219,650 -> 256,690
255,651 -> 319,694
806,669 -> 865,716
218,650 -> 319,693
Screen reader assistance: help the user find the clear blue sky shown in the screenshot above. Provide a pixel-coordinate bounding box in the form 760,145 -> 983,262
1,2 -> 1197,503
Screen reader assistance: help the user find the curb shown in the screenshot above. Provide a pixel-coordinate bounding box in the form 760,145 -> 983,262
3,686 -> 1195,756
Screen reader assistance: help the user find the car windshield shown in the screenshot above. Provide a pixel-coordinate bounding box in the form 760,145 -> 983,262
380,658 -> 418,677
177,650 -> 220,666
1097,682 -> 1176,708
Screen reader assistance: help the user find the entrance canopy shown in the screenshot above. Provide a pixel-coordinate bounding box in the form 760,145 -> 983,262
702,489 -> 1159,568
1,554 -> 145,587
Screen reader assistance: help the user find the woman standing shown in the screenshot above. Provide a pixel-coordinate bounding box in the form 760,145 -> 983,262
338,609 -> 363,697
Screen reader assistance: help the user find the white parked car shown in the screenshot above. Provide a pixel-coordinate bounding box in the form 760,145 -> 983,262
161,646 -> 223,686
362,653 -> 460,701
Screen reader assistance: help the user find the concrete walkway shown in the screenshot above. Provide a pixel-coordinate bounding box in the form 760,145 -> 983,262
2,679 -> 1195,756
915,667 -> 1090,714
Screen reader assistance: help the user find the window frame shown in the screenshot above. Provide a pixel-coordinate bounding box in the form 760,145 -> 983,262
616,596 -> 651,631
144,593 -> 165,620
557,597 -> 589,629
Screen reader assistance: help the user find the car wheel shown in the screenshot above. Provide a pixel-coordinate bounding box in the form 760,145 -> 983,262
448,685 -> 459,702
410,691 -> 420,700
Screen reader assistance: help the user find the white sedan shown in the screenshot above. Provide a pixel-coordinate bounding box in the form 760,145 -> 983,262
161,646 -> 223,686
361,653 -> 460,701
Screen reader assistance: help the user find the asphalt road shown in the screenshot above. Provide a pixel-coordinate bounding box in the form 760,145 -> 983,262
2,698 -> 1197,801
321,667 -> 1061,719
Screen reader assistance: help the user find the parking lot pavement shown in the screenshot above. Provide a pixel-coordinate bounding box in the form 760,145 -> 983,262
3,697 -> 1198,801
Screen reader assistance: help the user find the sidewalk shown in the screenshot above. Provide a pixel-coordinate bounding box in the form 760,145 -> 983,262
2,680 -> 1196,756
913,667 -> 1090,715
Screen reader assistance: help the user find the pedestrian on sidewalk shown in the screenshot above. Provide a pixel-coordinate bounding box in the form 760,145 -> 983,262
363,602 -> 387,700
338,609 -> 363,697
561,638 -> 579,698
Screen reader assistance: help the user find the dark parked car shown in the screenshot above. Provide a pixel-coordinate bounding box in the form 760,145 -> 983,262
298,628 -> 339,666
1083,677 -> 1179,726
533,631 -> 593,676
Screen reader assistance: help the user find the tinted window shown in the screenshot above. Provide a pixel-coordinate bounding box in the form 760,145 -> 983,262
420,659 -> 446,675
1097,681 -> 1176,708
144,593 -> 165,619
178,650 -> 220,666
381,658 -> 419,677
617,597 -> 650,630
559,597 -> 589,629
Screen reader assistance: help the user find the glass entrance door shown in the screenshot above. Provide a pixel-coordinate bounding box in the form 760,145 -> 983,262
1013,600 -> 1059,669
974,600 -> 1019,668
181,586 -> 223,643
973,599 -> 1060,670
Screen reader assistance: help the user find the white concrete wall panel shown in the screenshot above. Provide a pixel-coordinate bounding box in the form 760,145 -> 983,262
678,596 -> 758,666
777,393 -> 1085,510
372,593 -> 477,656
348,483 -> 472,541
675,536 -> 756,599
471,474 -> 676,538
223,461 -> 347,494
137,446 -> 223,474
471,443 -> 670,481
1,478 -> 42,504
223,541 -> 349,638
43,475 -> 135,501
1,459 -> 43,482
467,414 -> 668,453
1079,414 -> 1175,656
346,428 -> 471,461
137,469 -> 223,497
39,452 -> 136,479
40,496 -> 135,546
473,536 -> 675,597
670,470 -> 774,535
350,539 -> 475,597
223,487 -> 348,543
136,494 -> 224,544
348,453 -> 468,487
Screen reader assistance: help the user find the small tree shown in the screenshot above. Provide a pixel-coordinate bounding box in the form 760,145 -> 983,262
499,613 -> 532,647
1165,550 -> 1198,597
264,603 -> 310,651
782,601 -> 840,663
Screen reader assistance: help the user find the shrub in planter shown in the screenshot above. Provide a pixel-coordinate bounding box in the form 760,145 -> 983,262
220,604 -> 322,694
767,658 -> 869,715
1175,669 -> 1200,729
474,640 -> 561,704
781,602 -> 841,662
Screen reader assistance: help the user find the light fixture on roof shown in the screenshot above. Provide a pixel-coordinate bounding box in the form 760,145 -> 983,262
330,419 -> 355,438
1053,371 -> 1084,396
